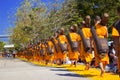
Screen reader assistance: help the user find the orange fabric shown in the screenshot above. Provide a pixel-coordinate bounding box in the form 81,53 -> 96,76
44,44 -> 49,61
82,28 -> 92,38
69,51 -> 79,60
48,41 -> 54,47
94,24 -> 109,65
53,37 -> 58,61
68,32 -> 81,60
95,24 -> 108,38
58,35 -> 68,60
112,27 -> 119,36
112,26 -> 120,72
38,43 -> 42,61
48,40 -> 54,61
59,35 -> 68,44
79,28 -> 92,62
69,32 -> 81,41
41,44 -> 46,61
52,37 -> 62,61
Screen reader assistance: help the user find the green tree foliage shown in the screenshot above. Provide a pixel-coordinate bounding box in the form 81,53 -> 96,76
0,41 -> 5,51
75,0 -> 120,40
11,0 -> 48,49
10,0 -> 120,49
76,0 -> 120,27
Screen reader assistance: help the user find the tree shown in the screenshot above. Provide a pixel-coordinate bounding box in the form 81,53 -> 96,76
0,41 -> 5,51
10,0 -> 48,49
73,0 -> 120,40
76,0 -> 120,27
46,0 -> 83,35
11,0 -> 120,50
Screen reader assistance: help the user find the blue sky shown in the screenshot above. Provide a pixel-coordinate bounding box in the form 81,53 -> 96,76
0,0 -> 23,34
0,0 -> 57,42
0,0 -> 49,42
0,0 -> 24,42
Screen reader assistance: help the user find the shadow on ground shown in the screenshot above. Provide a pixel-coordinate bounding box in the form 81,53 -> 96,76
56,73 -> 84,78
67,69 -> 84,71
50,69 -> 68,72
57,73 -> 97,78
81,74 -> 98,77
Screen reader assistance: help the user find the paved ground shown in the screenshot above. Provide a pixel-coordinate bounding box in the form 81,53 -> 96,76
0,58 -> 89,80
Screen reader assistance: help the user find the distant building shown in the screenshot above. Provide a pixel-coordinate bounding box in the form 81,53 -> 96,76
4,44 -> 14,48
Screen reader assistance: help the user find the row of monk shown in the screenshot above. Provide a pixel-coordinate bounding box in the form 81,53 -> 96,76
16,7 -> 120,77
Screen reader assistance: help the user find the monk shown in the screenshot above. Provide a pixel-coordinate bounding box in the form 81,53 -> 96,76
28,46 -> 33,61
67,24 -> 81,67
112,6 -> 120,76
38,41 -> 43,63
57,28 -> 68,64
79,21 -> 86,62
44,39 -> 50,65
33,45 -> 37,62
52,31 -> 60,65
35,42 -> 41,62
40,41 -> 46,64
80,16 -> 93,70
34,45 -> 39,62
47,38 -> 55,65
93,13 -> 109,77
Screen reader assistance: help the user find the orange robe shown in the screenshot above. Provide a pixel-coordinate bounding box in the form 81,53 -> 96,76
44,44 -> 50,61
47,40 -> 55,62
112,27 -> 120,72
53,37 -> 58,61
34,46 -> 38,61
94,23 -> 109,65
58,35 -> 68,61
41,44 -> 46,61
28,48 -> 33,61
68,32 -> 81,60
33,46 -> 38,61
80,28 -> 93,63
38,43 -> 42,61
112,27 -> 119,36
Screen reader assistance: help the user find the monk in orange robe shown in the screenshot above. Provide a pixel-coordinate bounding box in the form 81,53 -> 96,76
57,28 -> 68,64
52,31 -> 60,64
33,45 -> 37,62
28,46 -> 33,61
52,36 -> 57,63
40,42 -> 46,64
112,6 -> 120,76
44,40 -> 50,65
67,24 -> 81,67
34,45 -> 38,62
46,38 -> 55,64
38,41 -> 42,63
80,16 -> 93,70
93,13 -> 109,77
35,43 -> 41,62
